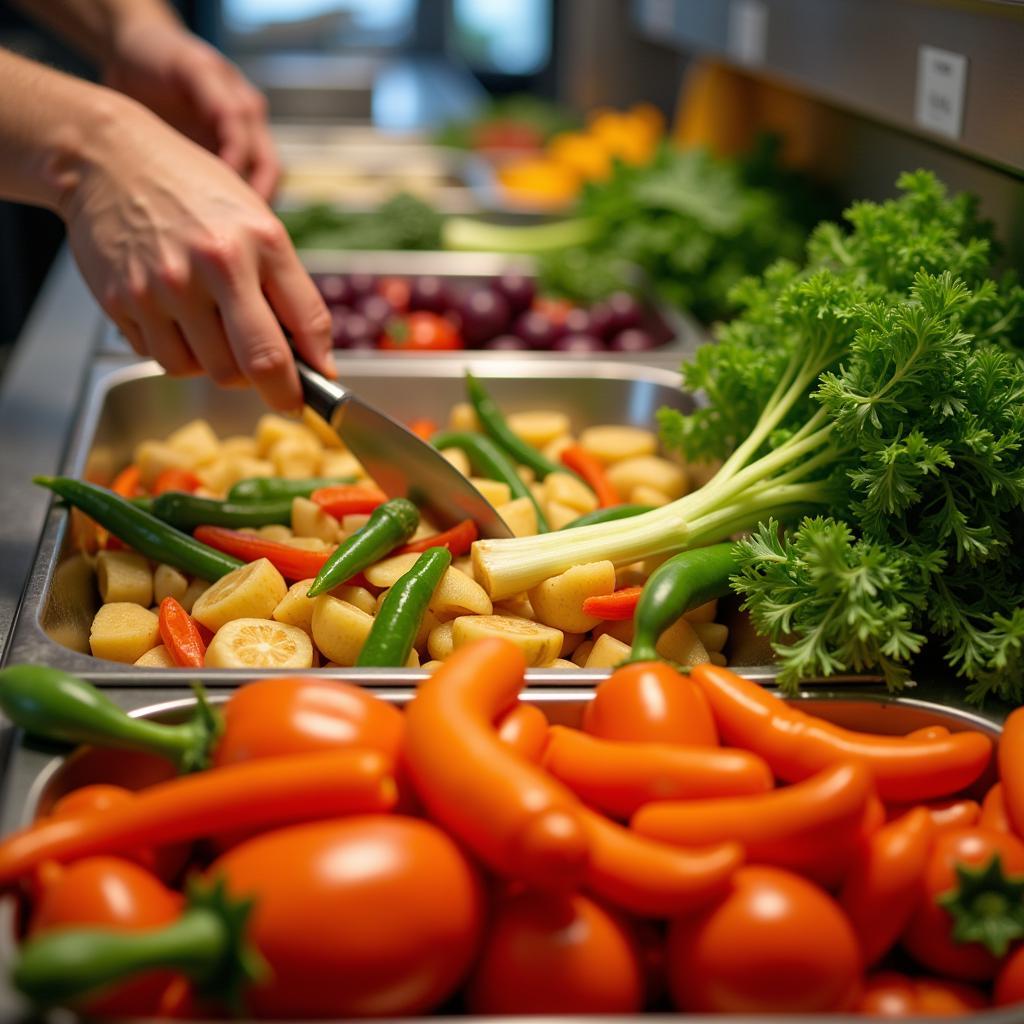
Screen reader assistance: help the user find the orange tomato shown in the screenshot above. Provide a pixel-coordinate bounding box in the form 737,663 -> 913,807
667,866 -> 862,1014
30,857 -> 182,1017
214,816 -> 483,1017
467,889 -> 644,1014
858,971 -> 987,1016
583,661 -> 718,747
213,677 -> 405,767
902,827 -> 1024,980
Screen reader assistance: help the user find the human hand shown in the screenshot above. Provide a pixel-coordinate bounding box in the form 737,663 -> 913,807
63,96 -> 335,411
103,10 -> 279,199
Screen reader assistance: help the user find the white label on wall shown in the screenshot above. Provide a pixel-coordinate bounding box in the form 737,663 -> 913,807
640,0 -> 676,38
728,0 -> 768,66
915,46 -> 968,139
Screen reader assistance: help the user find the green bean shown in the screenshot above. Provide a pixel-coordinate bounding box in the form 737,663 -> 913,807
559,504 -> 653,530
227,476 -> 356,503
151,493 -> 293,532
357,548 -> 452,667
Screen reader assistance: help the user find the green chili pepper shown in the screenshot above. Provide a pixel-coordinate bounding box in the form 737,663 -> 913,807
431,429 -> 549,533
34,477 -> 242,581
306,498 -> 419,597
559,503 -> 653,530
151,492 -> 293,532
227,476 -> 356,504
628,542 -> 739,664
464,372 -> 566,481
357,547 -> 452,667
13,876 -> 263,1011
0,665 -> 220,772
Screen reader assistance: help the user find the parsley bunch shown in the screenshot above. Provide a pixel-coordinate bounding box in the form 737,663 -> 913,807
660,171 -> 1024,697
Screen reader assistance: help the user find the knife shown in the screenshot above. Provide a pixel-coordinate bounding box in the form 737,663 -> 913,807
296,360 -> 512,540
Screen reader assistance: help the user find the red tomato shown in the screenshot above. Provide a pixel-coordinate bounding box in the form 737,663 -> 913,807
214,816 -> 483,1017
30,857 -> 182,1016
467,889 -> 644,1014
996,944 -> 1024,1006
902,827 -> 1024,980
532,295 -> 574,324
473,119 -> 545,152
858,971 -> 987,1016
380,312 -> 462,351
583,661 -> 718,746
376,276 -> 411,313
213,677 -> 405,767
667,866 -> 862,1014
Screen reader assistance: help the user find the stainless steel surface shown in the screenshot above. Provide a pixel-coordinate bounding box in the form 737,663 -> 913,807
296,360 -> 512,539
8,357 -> 754,684
0,251 -> 108,662
632,0 -> 1024,177
0,686 -> 1012,1024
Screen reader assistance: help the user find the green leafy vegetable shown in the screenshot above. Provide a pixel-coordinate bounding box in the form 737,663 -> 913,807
473,171 -> 1024,699
280,193 -> 443,251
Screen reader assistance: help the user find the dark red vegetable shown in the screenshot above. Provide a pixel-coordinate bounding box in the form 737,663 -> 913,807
409,275 -> 450,313
457,288 -> 511,345
495,272 -> 536,314
609,327 -> 658,352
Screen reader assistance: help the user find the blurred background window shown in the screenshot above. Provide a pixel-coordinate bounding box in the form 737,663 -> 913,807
450,0 -> 552,77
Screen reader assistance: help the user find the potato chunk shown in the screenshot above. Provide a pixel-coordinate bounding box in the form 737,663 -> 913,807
291,497 -> 339,544
578,425 -> 657,464
96,551 -> 153,607
584,633 -> 632,669
134,644 -> 176,668
427,620 -> 455,661
452,615 -> 562,667
608,456 -> 688,501
166,419 -> 220,466
528,561 -> 616,634
545,472 -> 598,514
205,618 -> 313,669
153,563 -> 188,605
311,596 -> 374,667
272,579 -> 318,634
90,603 -> 160,664
656,618 -> 710,667
190,558 -> 287,632
507,411 -> 570,448
496,496 -> 537,538
365,556 -> 491,618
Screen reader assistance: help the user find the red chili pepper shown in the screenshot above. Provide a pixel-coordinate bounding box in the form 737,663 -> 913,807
151,469 -> 203,496
408,418 -> 438,442
157,597 -> 206,668
311,484 -> 388,520
582,587 -> 643,620
560,445 -> 621,508
399,519 -> 478,558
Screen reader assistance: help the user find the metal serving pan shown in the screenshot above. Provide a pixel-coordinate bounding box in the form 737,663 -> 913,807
5,358 -> 787,685
0,686 -> 1011,1023
95,252 -> 709,358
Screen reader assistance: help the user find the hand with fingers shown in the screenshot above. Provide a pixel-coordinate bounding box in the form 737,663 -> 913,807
63,98 -> 336,412
102,7 -> 280,201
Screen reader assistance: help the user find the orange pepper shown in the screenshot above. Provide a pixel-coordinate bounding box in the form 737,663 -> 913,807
981,782 -> 1012,834
495,702 -> 550,763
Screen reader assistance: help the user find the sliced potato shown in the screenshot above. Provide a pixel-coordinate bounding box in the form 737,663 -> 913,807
656,618 -> 710,667
272,579 -> 318,634
331,584 -> 376,617
134,644 -> 176,668
190,558 -> 287,632
545,472 -> 598,514
584,633 -> 632,669
497,496 -> 538,538
571,639 -> 595,667
153,563 -> 188,606
281,537 -> 333,552
578,425 -> 657,464
180,577 -> 209,615
493,592 -> 535,621
709,651 -> 728,666
615,562 -> 647,589
421,660 -> 444,673
694,621 -> 729,654
542,435 -> 574,463
90,603 -> 161,664
469,477 -> 512,507
452,615 -> 562,667
134,441 -> 193,489
448,402 -> 479,432
166,419 -> 220,466
365,555 -> 492,618
320,449 -> 365,479
608,456 -> 687,501
258,524 -> 293,544
427,620 -> 455,661
302,406 -> 344,449
684,599 -> 718,624
440,448 -> 471,477
506,410 -> 570,449
206,618 -> 313,669
270,435 -> 321,479
545,658 -> 580,669
452,556 -> 476,581
629,485 -> 672,508
96,550 -> 153,607
255,414 -> 305,456
291,496 -> 339,544
545,500 -> 581,531
528,560 -> 616,634
406,648 -> 421,668
560,631 -> 586,657
311,596 -> 374,667
516,466 -> 536,485
220,436 -> 259,459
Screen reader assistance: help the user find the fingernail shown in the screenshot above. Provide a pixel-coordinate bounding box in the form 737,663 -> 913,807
324,352 -> 339,377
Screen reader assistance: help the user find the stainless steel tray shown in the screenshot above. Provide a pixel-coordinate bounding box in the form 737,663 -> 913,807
95,251 -> 709,358
6,357 -> 783,685
0,686 -> 1011,1023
